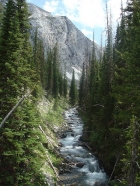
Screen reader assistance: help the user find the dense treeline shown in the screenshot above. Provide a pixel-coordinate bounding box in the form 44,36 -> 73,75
0,0 -> 68,185
79,0 -> 140,185
45,44 -> 68,98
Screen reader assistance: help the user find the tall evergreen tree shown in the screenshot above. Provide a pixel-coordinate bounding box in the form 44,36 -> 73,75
69,69 -> 77,105
0,0 -> 47,184
33,29 -> 46,89
79,63 -> 86,107
63,73 -> 68,98
52,45 -> 59,98
112,0 -> 140,184
0,2 -> 3,27
63,62 -> 68,98
78,1 -> 140,184
58,72 -> 63,96
78,5 -> 115,175
46,49 -> 53,95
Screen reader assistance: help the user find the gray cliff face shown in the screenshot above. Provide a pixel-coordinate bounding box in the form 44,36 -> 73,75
0,0 -> 100,81
28,3 -> 94,80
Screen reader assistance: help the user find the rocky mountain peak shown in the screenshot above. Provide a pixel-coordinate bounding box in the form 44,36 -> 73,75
0,0 -> 100,81
28,3 -> 52,19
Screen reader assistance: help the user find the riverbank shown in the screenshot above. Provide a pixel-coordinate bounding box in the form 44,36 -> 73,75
37,96 -> 71,185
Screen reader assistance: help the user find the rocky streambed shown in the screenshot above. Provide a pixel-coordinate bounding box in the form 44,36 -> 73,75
57,108 -> 108,186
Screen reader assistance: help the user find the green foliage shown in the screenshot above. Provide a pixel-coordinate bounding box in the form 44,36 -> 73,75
45,102 -> 65,126
45,45 -> 67,99
0,0 -> 47,185
109,180 -> 125,186
52,45 -> 59,98
0,2 -> 3,27
79,63 -> 86,106
0,0 -> 68,185
69,69 -> 77,105
33,28 -> 47,89
78,1 -> 140,184
63,73 -> 68,98
46,49 -> 53,95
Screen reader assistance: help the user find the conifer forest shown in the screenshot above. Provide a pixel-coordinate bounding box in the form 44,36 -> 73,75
0,0 -> 140,186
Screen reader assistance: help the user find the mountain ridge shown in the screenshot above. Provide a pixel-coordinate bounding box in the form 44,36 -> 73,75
0,0 -> 100,80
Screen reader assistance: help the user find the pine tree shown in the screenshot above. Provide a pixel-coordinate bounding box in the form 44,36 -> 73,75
46,49 -> 53,95
0,2 -> 3,27
69,69 -> 77,105
63,73 -> 68,98
118,1 -> 140,184
58,72 -> 63,96
0,99 -> 46,185
63,62 -> 68,98
33,29 -> 46,89
0,0 -> 28,115
0,0 -> 47,184
79,63 -> 86,107
109,0 -> 140,183
52,45 -> 59,98
79,5 -> 115,174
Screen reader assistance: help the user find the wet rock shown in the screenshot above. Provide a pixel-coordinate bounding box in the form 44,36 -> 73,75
59,169 -> 64,174
66,129 -> 73,132
44,173 -> 55,186
60,133 -> 67,138
58,143 -> 63,147
65,169 -> 71,173
71,133 -> 74,137
68,122 -> 74,124
79,136 -> 84,141
76,162 -> 85,168
94,182 -> 106,186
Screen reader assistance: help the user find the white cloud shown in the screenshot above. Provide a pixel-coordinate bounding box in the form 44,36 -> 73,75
63,0 -> 105,28
81,28 -> 93,37
43,0 -> 127,29
26,0 -> 32,2
43,0 -> 59,13
43,0 -> 105,28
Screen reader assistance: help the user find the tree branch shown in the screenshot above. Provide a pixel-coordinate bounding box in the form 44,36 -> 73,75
135,161 -> 140,169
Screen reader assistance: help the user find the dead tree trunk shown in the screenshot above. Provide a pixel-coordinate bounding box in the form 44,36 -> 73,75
0,91 -> 32,130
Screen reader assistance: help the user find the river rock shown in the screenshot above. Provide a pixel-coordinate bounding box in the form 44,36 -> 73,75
71,133 -> 75,137
60,133 -> 67,138
76,162 -> 85,168
44,173 -> 55,186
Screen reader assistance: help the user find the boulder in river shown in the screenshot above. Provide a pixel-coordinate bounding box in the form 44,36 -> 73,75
60,133 -> 67,138
76,162 -> 85,168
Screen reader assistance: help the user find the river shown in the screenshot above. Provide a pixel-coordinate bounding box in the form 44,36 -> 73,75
58,107 -> 108,186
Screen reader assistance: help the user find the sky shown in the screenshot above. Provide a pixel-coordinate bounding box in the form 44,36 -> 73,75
26,0 -> 128,45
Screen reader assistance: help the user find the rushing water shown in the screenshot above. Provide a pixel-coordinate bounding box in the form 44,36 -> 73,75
59,108 -> 108,186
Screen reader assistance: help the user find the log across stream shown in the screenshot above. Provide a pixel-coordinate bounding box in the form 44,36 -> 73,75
58,108 -> 108,186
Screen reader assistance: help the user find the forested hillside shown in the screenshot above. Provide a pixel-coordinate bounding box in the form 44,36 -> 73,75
0,0 -> 69,185
78,0 -> 140,185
